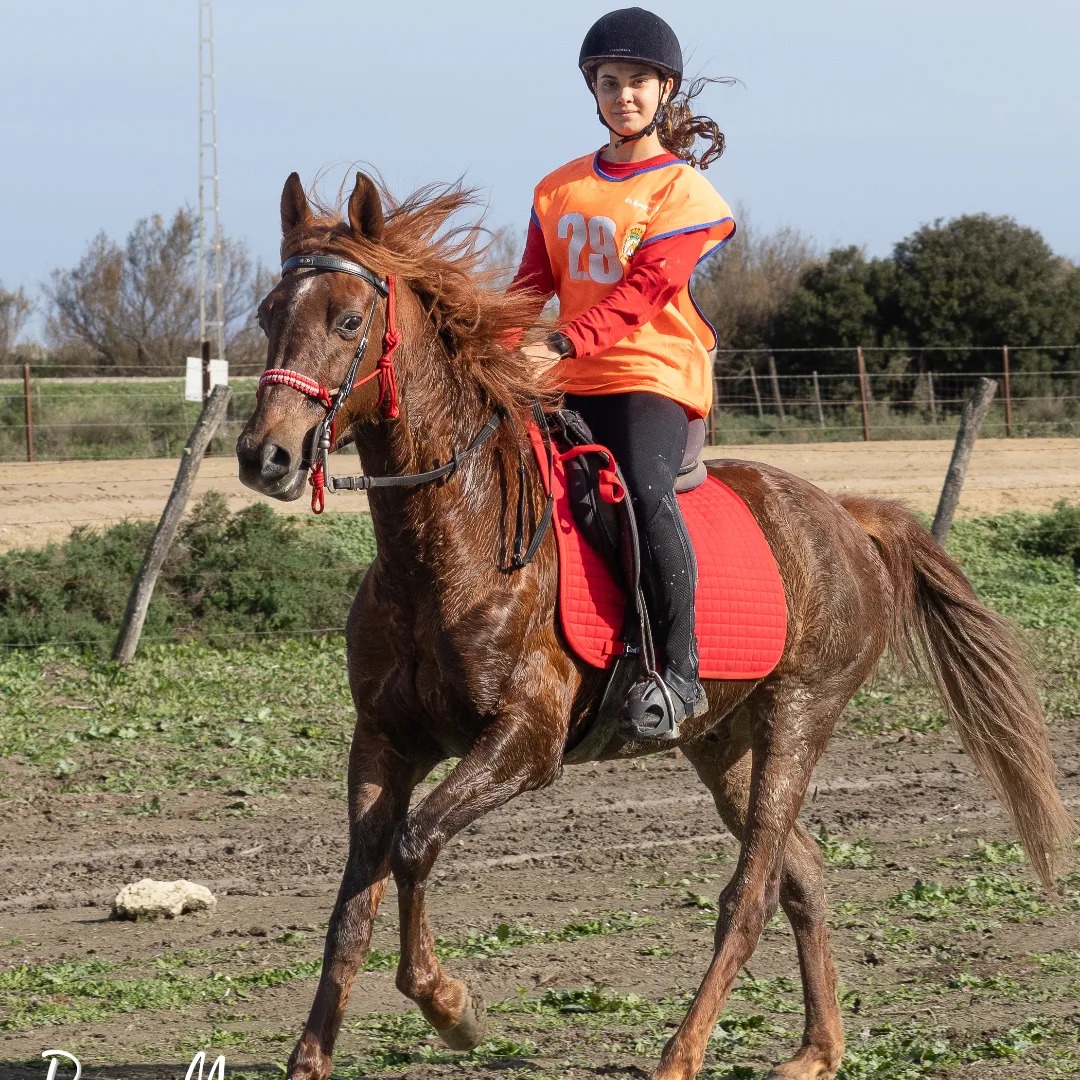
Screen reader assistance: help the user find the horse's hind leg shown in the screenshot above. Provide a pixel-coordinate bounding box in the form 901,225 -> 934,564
287,725 -> 418,1080
682,734 -> 844,1080
389,706 -> 565,1050
652,682 -> 844,1080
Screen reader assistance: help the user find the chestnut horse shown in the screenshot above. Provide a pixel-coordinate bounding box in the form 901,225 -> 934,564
237,172 -> 1073,1080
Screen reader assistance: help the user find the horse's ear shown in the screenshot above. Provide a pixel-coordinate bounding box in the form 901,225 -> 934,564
348,172 -> 384,240
280,172 -> 312,234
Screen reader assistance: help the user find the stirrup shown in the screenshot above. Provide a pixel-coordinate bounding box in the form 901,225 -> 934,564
621,668 -> 707,742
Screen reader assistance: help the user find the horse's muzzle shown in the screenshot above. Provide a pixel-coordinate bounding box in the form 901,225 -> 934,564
236,433 -> 307,500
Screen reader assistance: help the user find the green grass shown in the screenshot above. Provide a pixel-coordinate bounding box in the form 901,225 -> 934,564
887,871 -> 1074,923
815,828 -> 878,869
0,912 -> 648,1032
0,637 -> 357,793
0,378 -> 259,462
0,949 -> 322,1031
709,398 -> 1080,445
1,510 -> 1074,794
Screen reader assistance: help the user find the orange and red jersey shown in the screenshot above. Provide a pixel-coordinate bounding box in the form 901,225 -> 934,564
521,150 -> 735,417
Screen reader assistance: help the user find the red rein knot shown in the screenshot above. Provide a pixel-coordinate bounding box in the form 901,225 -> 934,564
309,459 -> 326,514
598,466 -> 625,504
381,276 -> 401,419
556,444 -> 626,504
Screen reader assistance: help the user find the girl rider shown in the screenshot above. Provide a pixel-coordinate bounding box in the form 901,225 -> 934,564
513,7 -> 735,741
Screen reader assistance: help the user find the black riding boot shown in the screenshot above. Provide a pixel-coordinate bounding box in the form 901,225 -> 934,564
622,492 -> 708,741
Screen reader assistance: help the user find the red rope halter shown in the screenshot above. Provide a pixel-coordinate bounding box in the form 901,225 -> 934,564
257,274 -> 401,513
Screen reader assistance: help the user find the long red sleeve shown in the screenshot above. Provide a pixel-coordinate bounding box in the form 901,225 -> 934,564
509,213 -> 705,358
508,215 -> 554,324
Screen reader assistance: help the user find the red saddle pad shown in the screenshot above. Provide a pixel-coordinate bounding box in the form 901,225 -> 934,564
530,426 -> 787,679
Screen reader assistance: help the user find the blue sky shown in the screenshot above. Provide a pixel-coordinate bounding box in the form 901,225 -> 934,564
2,0 -> 1078,333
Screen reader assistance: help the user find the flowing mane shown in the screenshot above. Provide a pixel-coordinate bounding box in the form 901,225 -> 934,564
281,180 -> 555,411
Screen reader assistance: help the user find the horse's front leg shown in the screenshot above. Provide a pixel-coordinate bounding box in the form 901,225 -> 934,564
288,722 -> 419,1080
389,701 -> 566,1049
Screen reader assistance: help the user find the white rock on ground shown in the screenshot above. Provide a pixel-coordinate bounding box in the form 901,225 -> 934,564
111,878 -> 217,919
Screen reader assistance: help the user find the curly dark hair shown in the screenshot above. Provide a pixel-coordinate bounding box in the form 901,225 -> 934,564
657,76 -> 734,170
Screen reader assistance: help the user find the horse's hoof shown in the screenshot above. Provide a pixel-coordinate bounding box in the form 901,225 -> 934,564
285,1041 -> 332,1080
765,1051 -> 842,1080
437,987 -> 487,1050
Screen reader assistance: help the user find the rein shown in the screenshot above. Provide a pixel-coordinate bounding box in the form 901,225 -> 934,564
257,252 -> 553,569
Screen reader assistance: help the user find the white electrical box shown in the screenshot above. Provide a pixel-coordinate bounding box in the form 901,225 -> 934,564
185,357 -> 229,402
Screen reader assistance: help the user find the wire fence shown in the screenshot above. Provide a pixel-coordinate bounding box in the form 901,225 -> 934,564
706,345 -> 1080,444
4,347 -> 1079,653
2,345 -> 1080,461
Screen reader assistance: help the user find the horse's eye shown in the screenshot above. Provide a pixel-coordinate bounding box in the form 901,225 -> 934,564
338,314 -> 364,336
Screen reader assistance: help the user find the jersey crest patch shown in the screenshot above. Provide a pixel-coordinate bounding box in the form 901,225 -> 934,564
620,225 -> 645,262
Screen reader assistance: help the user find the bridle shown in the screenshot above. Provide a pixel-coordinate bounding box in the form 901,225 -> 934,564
256,252 -> 553,568
258,253 -> 400,513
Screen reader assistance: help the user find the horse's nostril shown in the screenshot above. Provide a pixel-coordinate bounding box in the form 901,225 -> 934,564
259,440 -> 293,478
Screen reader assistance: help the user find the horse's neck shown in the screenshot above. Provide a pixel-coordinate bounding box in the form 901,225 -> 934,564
351,343 -> 528,586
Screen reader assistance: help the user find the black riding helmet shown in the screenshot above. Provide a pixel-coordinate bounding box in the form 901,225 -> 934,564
579,7 -> 683,92
579,8 -> 683,145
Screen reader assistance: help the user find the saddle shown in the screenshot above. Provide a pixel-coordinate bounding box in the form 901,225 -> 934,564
529,409 -> 787,760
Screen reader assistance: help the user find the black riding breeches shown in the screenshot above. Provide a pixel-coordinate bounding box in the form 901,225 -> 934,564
564,391 -> 700,681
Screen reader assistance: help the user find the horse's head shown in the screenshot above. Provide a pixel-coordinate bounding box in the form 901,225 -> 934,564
236,171 -> 393,500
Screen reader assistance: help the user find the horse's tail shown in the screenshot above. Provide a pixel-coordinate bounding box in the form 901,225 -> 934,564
839,495 -> 1075,891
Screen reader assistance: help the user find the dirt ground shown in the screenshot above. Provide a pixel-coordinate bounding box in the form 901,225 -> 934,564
2,722 -> 1077,1079
2,437 -> 1078,552
2,438 -> 1079,1077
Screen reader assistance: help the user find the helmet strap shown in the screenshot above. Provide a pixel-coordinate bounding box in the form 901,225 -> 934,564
594,85 -> 670,149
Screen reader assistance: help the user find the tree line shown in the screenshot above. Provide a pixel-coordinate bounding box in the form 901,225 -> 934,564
2,206 -> 1078,378
695,212 -> 1080,376
1,208 -> 271,373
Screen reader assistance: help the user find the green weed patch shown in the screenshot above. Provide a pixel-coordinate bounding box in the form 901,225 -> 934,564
0,912 -> 648,1032
888,872 -> 1060,921
0,493 -> 376,650
816,828 -> 878,869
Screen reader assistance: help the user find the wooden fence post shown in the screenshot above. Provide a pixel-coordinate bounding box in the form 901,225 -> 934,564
1002,345 -> 1013,436
855,347 -> 871,441
23,364 -> 33,463
931,377 -> 997,545
811,371 -> 825,429
201,339 -> 211,401
748,366 -> 764,419
767,355 -> 785,420
113,384 -> 231,664
927,371 -> 938,425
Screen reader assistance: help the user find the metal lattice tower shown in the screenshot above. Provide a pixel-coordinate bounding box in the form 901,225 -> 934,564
198,0 -> 225,364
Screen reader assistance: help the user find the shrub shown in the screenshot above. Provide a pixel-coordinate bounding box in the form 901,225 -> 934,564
1018,500 -> 1080,567
0,493 -> 375,650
